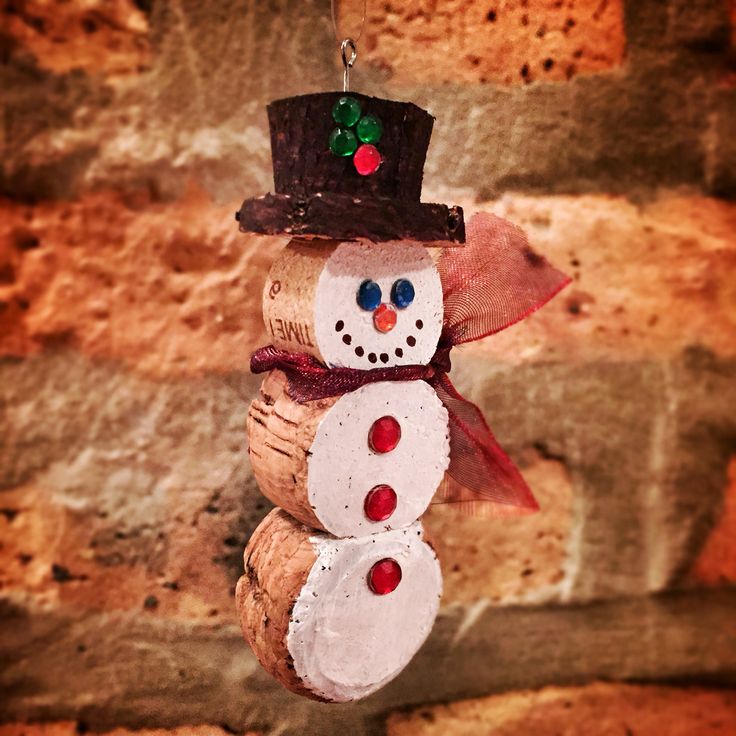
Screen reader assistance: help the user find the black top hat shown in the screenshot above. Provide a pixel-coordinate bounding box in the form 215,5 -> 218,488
236,92 -> 465,244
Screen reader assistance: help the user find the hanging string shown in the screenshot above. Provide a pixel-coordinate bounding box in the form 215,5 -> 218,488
331,0 -> 367,91
331,0 -> 366,43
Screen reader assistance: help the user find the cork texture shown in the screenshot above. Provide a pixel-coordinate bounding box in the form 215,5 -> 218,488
386,682 -> 736,736
262,239 -> 335,363
2,0 -> 736,733
247,370 -> 337,530
235,508 -> 320,701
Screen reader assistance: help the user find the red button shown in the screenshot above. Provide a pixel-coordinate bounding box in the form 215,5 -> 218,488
364,485 -> 397,521
368,416 -> 401,453
368,558 -> 402,594
354,144 -> 382,176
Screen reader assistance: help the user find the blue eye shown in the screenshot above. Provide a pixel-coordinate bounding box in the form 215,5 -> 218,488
391,279 -> 415,309
357,279 -> 382,311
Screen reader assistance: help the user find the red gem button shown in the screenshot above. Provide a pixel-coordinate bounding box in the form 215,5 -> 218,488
354,144 -> 382,176
368,416 -> 401,453
368,558 -> 402,595
364,484 -> 397,522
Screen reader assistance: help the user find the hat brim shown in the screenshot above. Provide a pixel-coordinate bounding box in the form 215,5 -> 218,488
237,192 -> 465,245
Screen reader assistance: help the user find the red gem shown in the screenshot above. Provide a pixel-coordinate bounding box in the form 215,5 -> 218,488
368,416 -> 401,453
364,484 -> 397,521
368,558 -> 402,594
354,144 -> 382,176
373,303 -> 397,333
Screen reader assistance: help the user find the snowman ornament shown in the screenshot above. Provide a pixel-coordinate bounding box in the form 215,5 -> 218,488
236,92 -> 569,702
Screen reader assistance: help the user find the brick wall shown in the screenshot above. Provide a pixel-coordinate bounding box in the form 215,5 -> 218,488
1,1 -> 735,735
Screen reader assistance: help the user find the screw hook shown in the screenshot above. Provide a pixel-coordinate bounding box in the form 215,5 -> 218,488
332,0 -> 366,92
341,38 -> 357,92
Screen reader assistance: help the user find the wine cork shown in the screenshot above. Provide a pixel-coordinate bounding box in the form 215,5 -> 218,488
236,508 -> 443,703
263,238 -> 443,369
236,508 -> 319,699
247,370 -> 335,530
247,370 -> 450,538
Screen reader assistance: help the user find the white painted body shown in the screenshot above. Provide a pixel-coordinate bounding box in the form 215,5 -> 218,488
287,522 -> 442,702
307,380 -> 450,538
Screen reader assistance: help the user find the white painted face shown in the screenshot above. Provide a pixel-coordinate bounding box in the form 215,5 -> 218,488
287,522 -> 442,703
313,241 -> 443,368
308,380 -> 449,538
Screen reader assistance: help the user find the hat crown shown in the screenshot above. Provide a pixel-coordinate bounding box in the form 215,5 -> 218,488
268,92 -> 434,203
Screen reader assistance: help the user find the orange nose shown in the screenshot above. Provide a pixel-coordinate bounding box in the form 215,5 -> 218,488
373,303 -> 397,333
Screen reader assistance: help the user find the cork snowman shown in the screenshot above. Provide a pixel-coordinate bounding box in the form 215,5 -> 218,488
234,92 -> 568,702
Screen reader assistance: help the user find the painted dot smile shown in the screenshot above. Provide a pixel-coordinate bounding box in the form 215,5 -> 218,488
351,335 -> 419,363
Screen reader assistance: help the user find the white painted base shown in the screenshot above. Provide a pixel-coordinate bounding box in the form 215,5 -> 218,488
287,522 -> 442,702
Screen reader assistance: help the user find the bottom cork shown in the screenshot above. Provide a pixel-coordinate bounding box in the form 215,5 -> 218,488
236,509 -> 443,703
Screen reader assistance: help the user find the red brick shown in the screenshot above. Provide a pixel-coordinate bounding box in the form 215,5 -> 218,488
0,482 -> 237,622
3,0 -> 150,76
0,189 -> 278,378
3,193 -> 735,378
0,726 -> 259,736
424,450 -> 572,604
386,682 -> 736,735
345,0 -> 625,86
693,456 -> 736,585
0,725 -> 76,736
464,194 -> 736,366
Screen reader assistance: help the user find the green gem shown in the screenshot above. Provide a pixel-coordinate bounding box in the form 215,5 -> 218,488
356,114 -> 383,144
332,96 -> 361,127
329,126 -> 358,157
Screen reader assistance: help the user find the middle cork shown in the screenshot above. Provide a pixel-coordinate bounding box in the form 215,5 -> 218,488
248,369 -> 450,537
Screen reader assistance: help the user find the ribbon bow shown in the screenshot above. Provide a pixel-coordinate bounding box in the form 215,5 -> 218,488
251,213 -> 570,516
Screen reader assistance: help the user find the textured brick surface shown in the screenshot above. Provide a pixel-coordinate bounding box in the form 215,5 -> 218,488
1,0 -> 736,733
425,451 -> 573,604
0,352 -> 265,622
4,0 -> 150,76
453,349 -> 736,601
1,1 -> 734,201
386,682 -> 736,735
2,591 -> 735,736
354,0 -> 626,86
469,194 -> 736,365
0,191 -> 278,375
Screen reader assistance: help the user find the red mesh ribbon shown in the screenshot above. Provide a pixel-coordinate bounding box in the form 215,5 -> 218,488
251,213 -> 571,515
